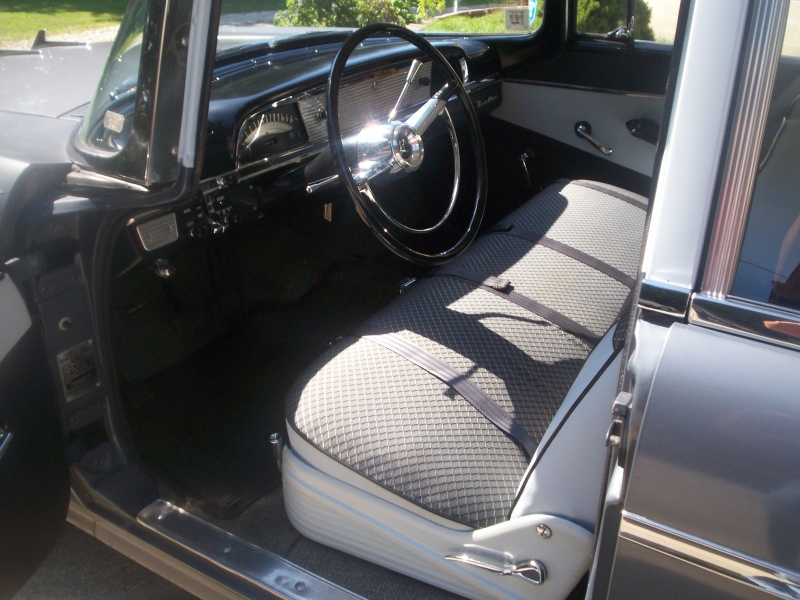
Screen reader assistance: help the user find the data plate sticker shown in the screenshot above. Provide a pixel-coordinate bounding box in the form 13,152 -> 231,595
57,340 -> 99,401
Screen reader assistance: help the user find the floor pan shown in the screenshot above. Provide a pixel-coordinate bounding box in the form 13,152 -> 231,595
124,261 -> 406,519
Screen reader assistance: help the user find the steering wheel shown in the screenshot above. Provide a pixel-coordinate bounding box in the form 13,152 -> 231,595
326,23 -> 487,265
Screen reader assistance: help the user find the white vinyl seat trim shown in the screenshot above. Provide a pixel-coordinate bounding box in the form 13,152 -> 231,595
282,444 -> 593,600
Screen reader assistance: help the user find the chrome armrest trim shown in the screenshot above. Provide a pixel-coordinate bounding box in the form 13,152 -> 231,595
620,511 -> 800,600
638,280 -> 691,318
689,294 -> 800,352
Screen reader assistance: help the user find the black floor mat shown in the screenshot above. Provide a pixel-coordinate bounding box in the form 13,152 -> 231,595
125,262 -> 405,519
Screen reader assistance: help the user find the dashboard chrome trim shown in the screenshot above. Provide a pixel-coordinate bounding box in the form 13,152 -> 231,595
620,511 -> 800,600
200,77 -> 501,194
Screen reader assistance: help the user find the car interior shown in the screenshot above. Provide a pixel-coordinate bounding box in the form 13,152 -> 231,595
44,0 -> 800,596
91,8 -> 670,600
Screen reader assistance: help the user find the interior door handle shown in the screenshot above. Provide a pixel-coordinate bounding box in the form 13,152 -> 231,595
575,121 -> 612,155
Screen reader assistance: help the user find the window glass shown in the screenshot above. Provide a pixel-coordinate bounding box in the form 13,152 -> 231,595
576,0 -> 678,43
637,0 -> 679,43
782,0 -> 800,57
731,11 -> 800,312
216,0 -> 543,40
82,0 -> 147,153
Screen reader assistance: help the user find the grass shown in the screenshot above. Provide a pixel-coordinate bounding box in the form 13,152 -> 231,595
424,4 -> 544,34
0,0 -> 284,47
0,0 -> 127,45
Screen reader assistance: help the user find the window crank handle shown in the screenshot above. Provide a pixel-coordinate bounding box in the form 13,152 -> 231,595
575,121 -> 612,155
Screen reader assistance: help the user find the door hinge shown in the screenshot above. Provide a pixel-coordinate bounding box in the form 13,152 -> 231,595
606,392 -> 633,463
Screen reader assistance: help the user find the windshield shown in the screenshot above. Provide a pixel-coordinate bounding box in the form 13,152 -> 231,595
82,0 -> 147,153
217,0 -> 544,45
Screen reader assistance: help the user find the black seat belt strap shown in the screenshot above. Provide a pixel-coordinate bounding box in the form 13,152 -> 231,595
434,267 -> 602,348
489,224 -> 636,289
355,325 -> 537,458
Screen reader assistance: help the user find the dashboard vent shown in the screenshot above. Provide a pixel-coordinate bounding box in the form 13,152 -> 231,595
137,213 -> 179,251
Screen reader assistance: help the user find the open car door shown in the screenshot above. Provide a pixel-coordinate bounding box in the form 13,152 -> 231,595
0,0 -> 218,596
0,273 -> 70,599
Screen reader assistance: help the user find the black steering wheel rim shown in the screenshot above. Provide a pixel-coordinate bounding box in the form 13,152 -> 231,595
326,23 -> 488,266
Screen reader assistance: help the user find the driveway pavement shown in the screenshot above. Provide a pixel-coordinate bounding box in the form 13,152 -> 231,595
15,524 -> 197,600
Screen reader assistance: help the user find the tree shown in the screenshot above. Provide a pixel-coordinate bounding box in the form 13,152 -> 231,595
274,0 -> 418,27
576,0 -> 654,41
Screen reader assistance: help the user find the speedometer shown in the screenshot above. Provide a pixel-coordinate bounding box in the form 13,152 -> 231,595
237,104 -> 307,166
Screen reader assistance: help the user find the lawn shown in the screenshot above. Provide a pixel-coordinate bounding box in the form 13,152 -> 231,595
0,0 -> 127,46
0,0 -> 284,47
424,3 -> 543,34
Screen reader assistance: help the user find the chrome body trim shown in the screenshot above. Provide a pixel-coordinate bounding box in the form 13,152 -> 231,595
702,0 -> 790,297
620,511 -> 800,600
638,280 -> 691,317
689,293 -> 800,352
138,500 -> 365,600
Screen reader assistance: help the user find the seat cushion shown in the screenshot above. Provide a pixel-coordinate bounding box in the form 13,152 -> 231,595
285,180 -> 648,529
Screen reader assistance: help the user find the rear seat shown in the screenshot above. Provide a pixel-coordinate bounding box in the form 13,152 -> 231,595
285,179 -> 648,529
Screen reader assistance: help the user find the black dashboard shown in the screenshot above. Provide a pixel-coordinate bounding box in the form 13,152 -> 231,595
128,35 -> 501,258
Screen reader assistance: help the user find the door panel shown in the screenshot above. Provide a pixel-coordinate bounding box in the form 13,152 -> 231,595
606,323 -> 800,599
0,275 -> 70,600
492,82 -> 664,175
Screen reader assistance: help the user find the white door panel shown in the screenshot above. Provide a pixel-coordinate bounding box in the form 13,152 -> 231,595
491,82 -> 664,176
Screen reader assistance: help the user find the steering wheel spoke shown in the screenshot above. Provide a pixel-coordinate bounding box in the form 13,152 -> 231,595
405,82 -> 454,137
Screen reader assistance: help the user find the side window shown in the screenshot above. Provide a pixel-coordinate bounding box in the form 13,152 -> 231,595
782,0 -> 800,57
576,0 -> 679,43
730,10 -> 800,313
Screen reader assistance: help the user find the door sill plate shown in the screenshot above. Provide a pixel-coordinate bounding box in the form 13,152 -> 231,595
138,499 -> 364,600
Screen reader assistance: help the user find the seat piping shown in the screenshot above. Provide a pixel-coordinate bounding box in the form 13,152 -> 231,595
354,325 -> 537,458
433,266 -> 602,348
488,224 -> 636,288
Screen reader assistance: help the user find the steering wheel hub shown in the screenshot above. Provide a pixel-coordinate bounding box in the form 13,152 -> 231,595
390,123 -> 424,171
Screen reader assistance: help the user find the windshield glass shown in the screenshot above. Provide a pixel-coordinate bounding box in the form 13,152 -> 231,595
82,0 -> 147,153
217,0 -> 544,44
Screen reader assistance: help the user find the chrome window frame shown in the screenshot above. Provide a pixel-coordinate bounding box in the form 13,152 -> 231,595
689,0 -> 800,352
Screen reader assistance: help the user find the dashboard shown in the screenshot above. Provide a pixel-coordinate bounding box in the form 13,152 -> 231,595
127,36 -> 502,258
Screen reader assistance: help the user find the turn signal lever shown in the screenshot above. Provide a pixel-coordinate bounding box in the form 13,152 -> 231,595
305,146 -> 337,193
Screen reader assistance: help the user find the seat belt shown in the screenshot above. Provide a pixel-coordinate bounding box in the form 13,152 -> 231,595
355,325 -> 537,458
433,266 -> 602,348
489,224 -> 636,289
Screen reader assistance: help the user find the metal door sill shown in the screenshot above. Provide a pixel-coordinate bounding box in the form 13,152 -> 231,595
137,499 -> 365,600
